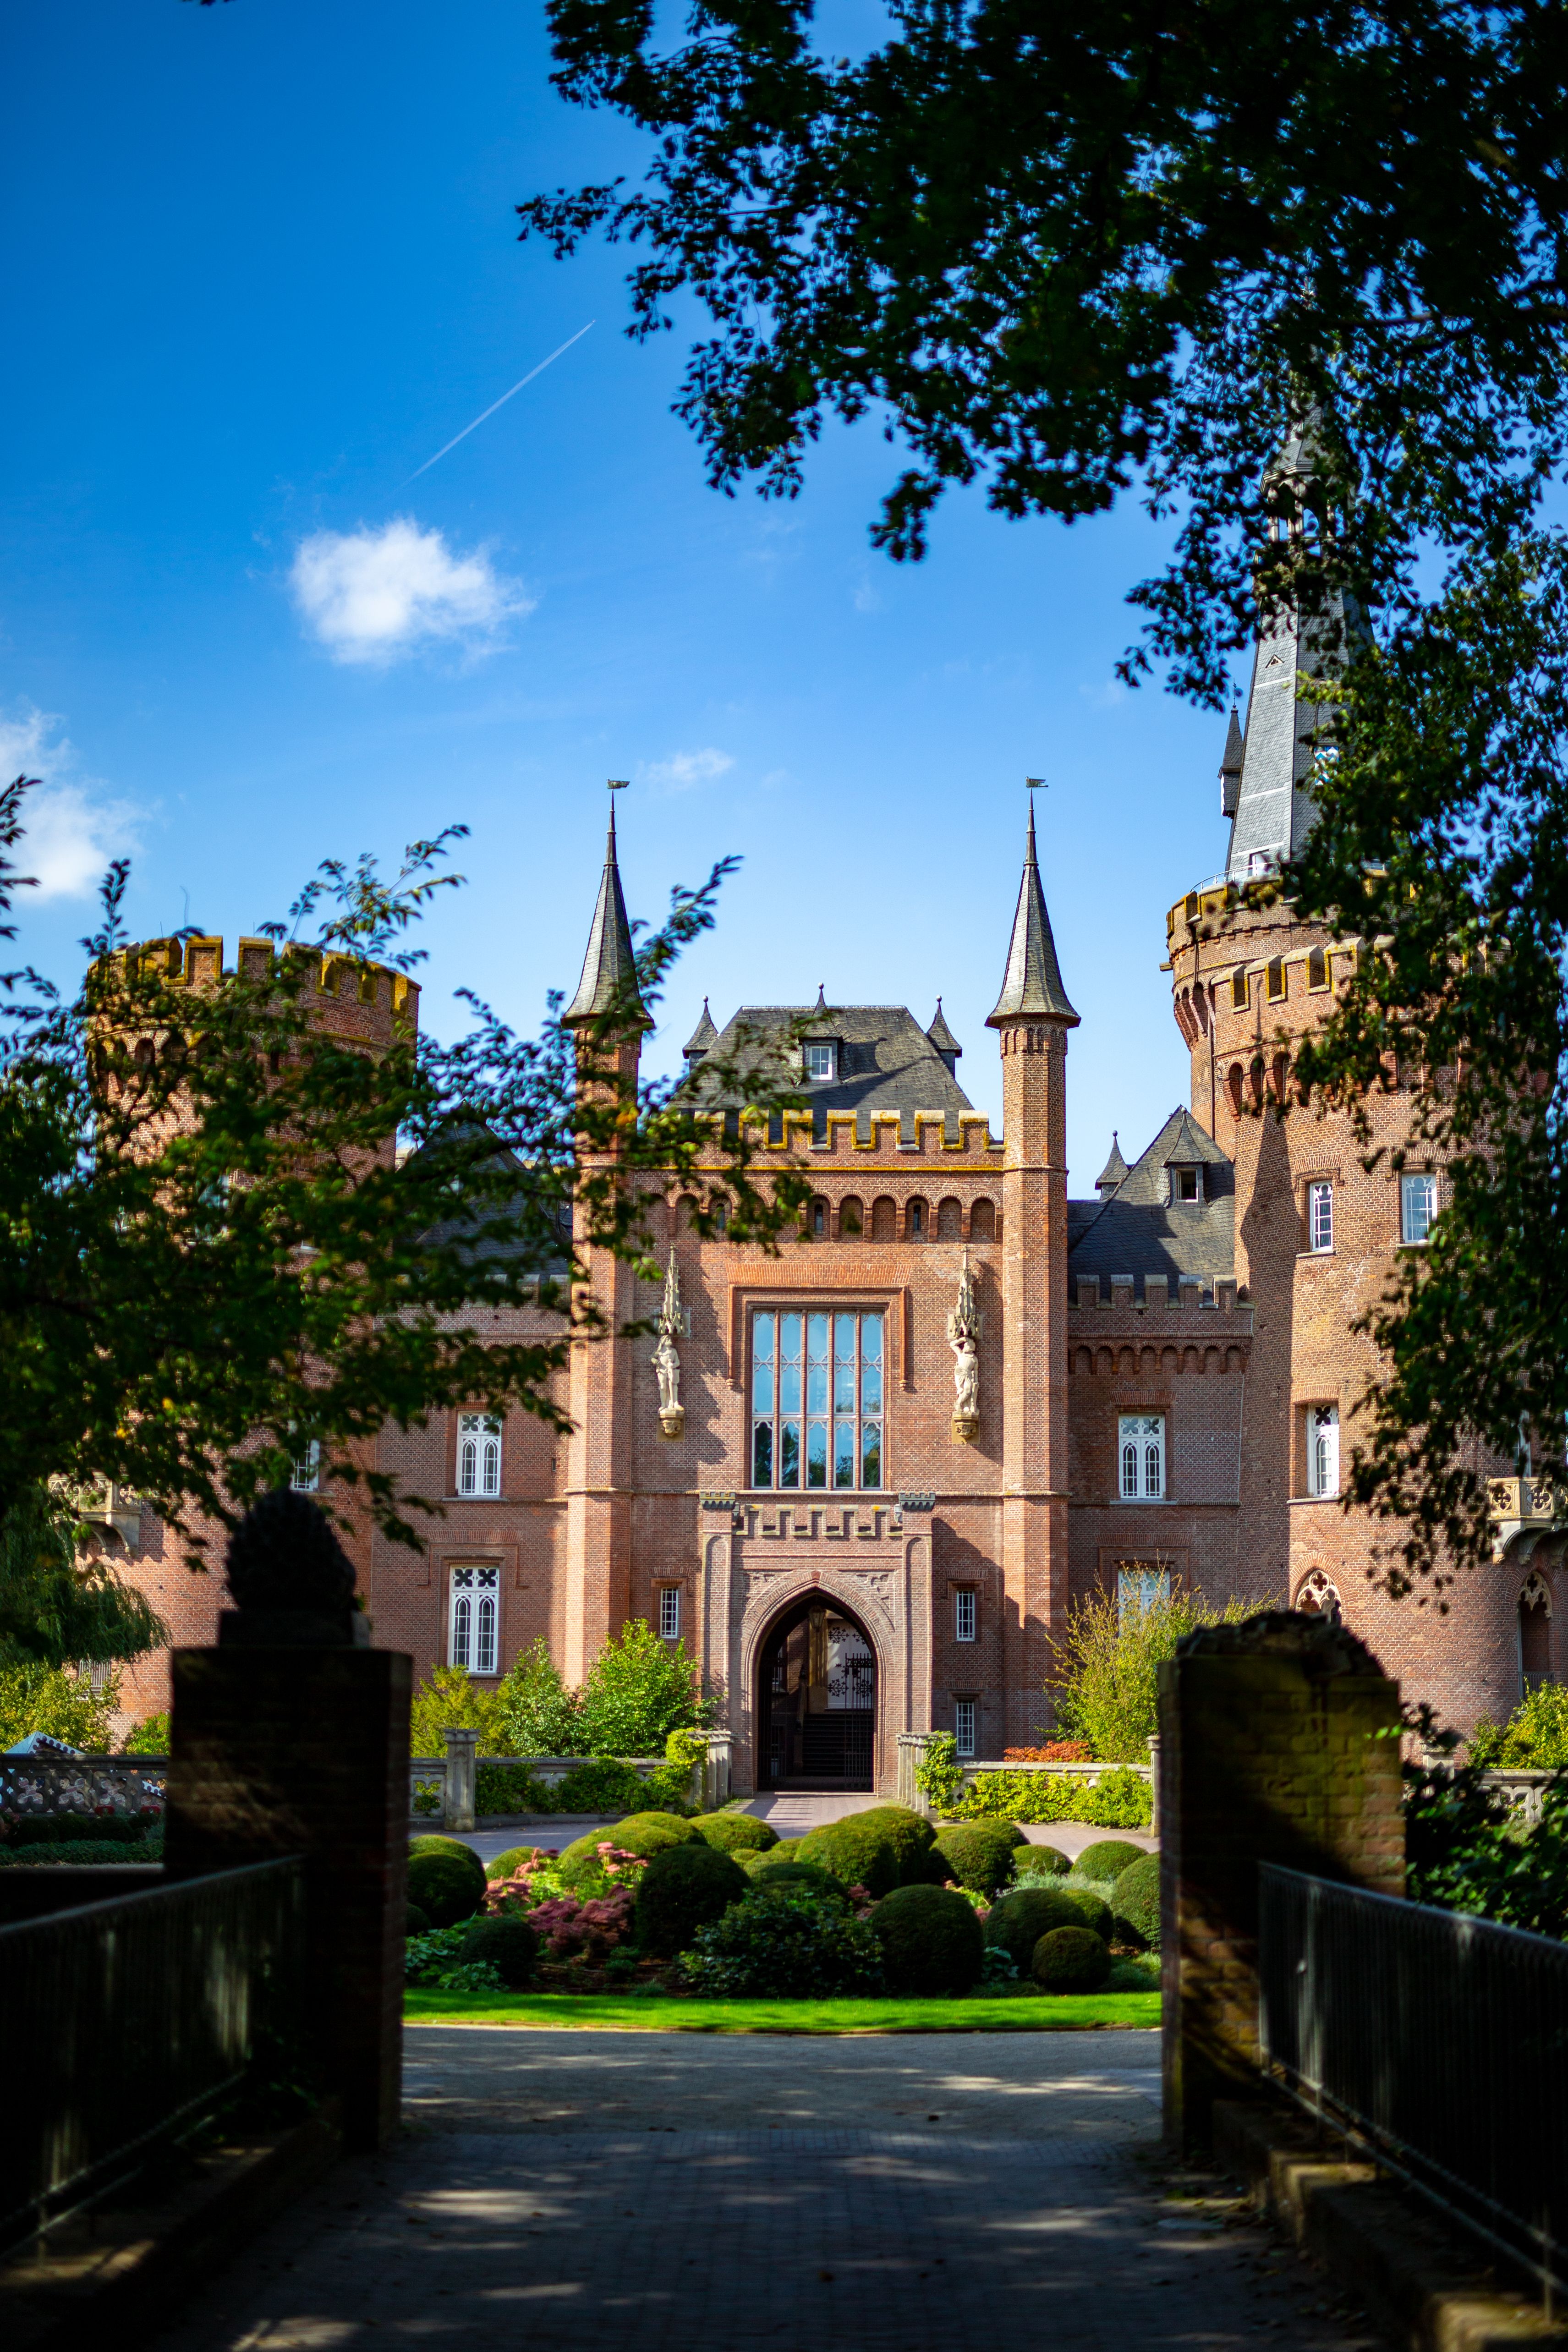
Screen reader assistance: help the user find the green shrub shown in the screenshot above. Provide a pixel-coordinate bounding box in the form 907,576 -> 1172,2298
553,1758 -> 654,1815
871,1883 -> 986,1996
932,1820 -> 1025,1896
854,1804 -> 943,1885
461,1913 -> 540,1987
576,1619 -> 713,1757
1111,1853 -> 1161,1949
486,1844 -> 543,1881
407,1849 -> 485,1927
1075,1839 -> 1149,1884
493,1636 -> 585,1756
796,1815 -> 901,1897
1468,1685 -> 1568,1770
9,1813 -> 153,1846
0,1836 -> 161,1865
691,1811 -> 778,1855
410,1665 -> 510,1758
0,1661 -> 121,1753
1053,1881 -> 1114,1939
474,1761 -> 554,1815
951,1765 -> 1153,1829
121,1712 -> 170,1754
1032,1925 -> 1111,1992
983,1885 -> 1093,1969
636,1842 -> 749,1956
677,1887 -> 884,1996
556,1811 -> 698,1888
406,1901 -> 431,1937
1046,1585 -> 1260,1762
912,1734 -> 966,1815
409,1832 -> 488,1908
745,1860 -> 850,1904
1012,1844 -> 1071,1881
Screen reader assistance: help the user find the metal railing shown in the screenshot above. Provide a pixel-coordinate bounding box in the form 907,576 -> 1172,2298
0,1857 -> 305,2251
1259,1864 -> 1568,2303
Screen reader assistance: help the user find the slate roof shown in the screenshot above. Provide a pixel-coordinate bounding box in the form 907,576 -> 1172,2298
925,1000 -> 962,1059
1068,1107 -> 1235,1296
564,802 -> 650,1028
683,998 -> 719,1060
1095,1133 -> 1130,1195
678,1002 -> 979,1140
987,800 -> 1079,1026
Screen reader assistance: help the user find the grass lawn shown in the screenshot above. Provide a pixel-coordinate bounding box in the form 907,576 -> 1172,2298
403,1988 -> 1162,2033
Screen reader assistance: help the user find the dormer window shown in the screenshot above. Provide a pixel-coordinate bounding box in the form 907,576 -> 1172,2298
1171,1165 -> 1202,1204
804,1042 -> 837,1083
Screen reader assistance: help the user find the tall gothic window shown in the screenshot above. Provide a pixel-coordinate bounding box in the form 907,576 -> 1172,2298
1400,1172 -> 1437,1244
1118,1414 -> 1165,1500
1307,1180 -> 1334,1253
457,1413 -> 502,1498
449,1565 -> 499,1674
289,1439 -> 321,1492
751,1310 -> 883,1490
1309,1404 -> 1340,1497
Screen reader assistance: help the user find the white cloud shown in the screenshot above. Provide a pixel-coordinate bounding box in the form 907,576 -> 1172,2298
0,707 -> 140,900
853,576 -> 883,614
1080,678 -> 1128,710
640,747 -> 736,792
289,516 -> 532,667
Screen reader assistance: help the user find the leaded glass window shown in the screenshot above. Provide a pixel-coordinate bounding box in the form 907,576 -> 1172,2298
449,1564 -> 499,1674
751,1309 -> 883,1489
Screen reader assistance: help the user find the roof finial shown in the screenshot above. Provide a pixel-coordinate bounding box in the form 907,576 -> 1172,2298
564,781 -> 650,1030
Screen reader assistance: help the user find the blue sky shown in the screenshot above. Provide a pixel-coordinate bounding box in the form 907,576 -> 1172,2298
1,0 -> 1238,1187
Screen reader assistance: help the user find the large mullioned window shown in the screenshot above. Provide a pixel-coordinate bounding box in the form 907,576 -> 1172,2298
457,1413 -> 502,1498
1118,1414 -> 1166,1500
449,1565 -> 499,1675
751,1310 -> 883,1490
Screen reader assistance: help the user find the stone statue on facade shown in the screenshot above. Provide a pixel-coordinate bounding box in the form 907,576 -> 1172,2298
948,1250 -> 981,1442
653,1250 -> 686,1439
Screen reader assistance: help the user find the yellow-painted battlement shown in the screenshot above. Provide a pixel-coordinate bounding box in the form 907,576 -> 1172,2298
751,1107 -> 1001,1160
105,936 -> 420,1019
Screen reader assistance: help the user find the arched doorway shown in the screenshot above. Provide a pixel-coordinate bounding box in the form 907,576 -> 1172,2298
757,1595 -> 877,1792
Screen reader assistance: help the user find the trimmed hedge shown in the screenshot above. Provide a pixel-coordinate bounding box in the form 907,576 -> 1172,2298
636,1842 -> 749,1956
953,1766 -> 1153,1829
745,1860 -> 850,1905
406,1901 -> 431,1937
1112,1852 -> 1161,1950
1053,1882 -> 1115,1940
557,1811 -> 699,1888
1075,1839 -> 1149,1884
983,1885 -> 1093,1970
853,1805 -> 943,1886
7,1814 -> 155,1847
932,1819 -> 1025,1897
871,1884 -> 986,1996
0,1837 -> 162,1867
409,1834 -> 487,1909
407,1850 -> 484,1927
1011,1844 -> 1071,1881
486,1844 -> 543,1881
677,1887 -> 884,1998
1032,1925 -> 1111,1993
461,1913 -> 540,1987
796,1815 -> 900,1898
691,1812 -> 779,1855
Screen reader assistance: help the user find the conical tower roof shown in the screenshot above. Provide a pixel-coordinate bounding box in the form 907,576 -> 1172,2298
683,998 -> 719,1059
1095,1132 -> 1129,1196
986,799 -> 1079,1027
564,799 -> 651,1030
926,999 -> 962,1058
1219,706 -> 1245,817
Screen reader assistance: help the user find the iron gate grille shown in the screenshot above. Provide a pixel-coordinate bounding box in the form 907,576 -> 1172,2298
1259,1862 -> 1568,2300
0,1857 -> 306,2250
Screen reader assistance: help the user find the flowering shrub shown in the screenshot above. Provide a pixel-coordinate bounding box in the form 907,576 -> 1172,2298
676,1886 -> 884,1997
1004,1742 -> 1091,1763
482,1840 -> 644,1959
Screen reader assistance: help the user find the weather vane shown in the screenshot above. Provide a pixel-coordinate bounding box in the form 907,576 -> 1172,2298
1026,775 -> 1047,793
608,778 -> 629,792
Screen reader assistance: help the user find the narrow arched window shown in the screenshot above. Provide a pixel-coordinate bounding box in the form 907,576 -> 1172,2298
457,1413 -> 502,1497
1309,1405 -> 1340,1497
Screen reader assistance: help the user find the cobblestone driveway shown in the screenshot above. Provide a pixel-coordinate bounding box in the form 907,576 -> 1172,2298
148,2028 -> 1376,2352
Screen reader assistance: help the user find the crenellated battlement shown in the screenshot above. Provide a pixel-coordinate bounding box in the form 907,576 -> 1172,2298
104,934 -> 420,1041
754,1109 -> 1002,1161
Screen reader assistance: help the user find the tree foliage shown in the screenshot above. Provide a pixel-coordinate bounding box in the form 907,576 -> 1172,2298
0,1485 -> 164,1673
1046,1584 -> 1259,1760
0,783 -> 808,1565
576,1619 -> 713,1756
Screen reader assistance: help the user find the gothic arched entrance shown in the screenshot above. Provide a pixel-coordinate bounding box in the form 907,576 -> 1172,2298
757,1595 -> 877,1792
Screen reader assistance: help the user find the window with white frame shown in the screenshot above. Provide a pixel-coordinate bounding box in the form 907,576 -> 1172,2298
803,1042 -> 836,1082
658,1586 -> 681,1642
954,1698 -> 977,1758
289,1439 -> 321,1492
1308,1404 -> 1340,1497
1400,1171 -> 1437,1244
457,1413 -> 502,1498
449,1565 -> 499,1674
955,1589 -> 976,1643
1307,1180 -> 1333,1253
751,1309 -> 883,1490
1118,1414 -> 1165,1500
1117,1562 -> 1172,1620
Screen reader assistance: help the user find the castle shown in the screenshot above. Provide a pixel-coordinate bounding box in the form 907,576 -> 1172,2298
107,618 -> 1562,1784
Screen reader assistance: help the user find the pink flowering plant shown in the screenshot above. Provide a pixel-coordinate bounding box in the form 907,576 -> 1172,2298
485,1840 -> 646,1962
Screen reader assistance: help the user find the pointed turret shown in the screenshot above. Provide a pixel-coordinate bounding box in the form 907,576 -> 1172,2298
1095,1133 -> 1129,1200
986,798 -> 1079,1027
1218,707 -> 1245,819
563,796 -> 651,1030
926,999 -> 962,1079
682,998 -> 719,1067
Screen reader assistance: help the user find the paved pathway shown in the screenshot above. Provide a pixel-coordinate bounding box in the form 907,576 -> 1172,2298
150,2029 -> 1374,2352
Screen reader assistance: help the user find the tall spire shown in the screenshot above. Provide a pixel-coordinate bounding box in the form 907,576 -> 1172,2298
986,796 -> 1079,1027
564,791 -> 651,1029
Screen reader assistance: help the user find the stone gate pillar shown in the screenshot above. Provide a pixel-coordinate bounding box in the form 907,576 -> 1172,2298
444,1726 -> 480,1832
1158,1611 -> 1404,2155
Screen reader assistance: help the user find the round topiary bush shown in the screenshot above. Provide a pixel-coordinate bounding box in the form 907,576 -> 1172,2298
1112,1852 -> 1161,1950
855,1804 -> 944,1885
409,1836 -> 487,1910
745,1860 -> 850,1904
1053,1882 -> 1115,1940
557,1812 -> 700,1888
797,1815 -> 901,1898
1032,1925 -> 1112,1993
461,1913 -> 540,1987
1011,1844 -> 1071,1882
636,1842 -> 750,1957
486,1844 -> 542,1881
983,1885 -> 1092,1970
225,1487 -> 356,1614
931,1820 -> 1025,1897
691,1812 -> 779,1855
678,1887 -> 884,1997
406,1901 -> 431,1938
1075,1839 -> 1150,1885
407,1850 -> 484,1927
871,1883 -> 986,1996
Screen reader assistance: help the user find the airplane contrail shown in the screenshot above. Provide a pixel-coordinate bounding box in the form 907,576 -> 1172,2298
404,322 -> 596,483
